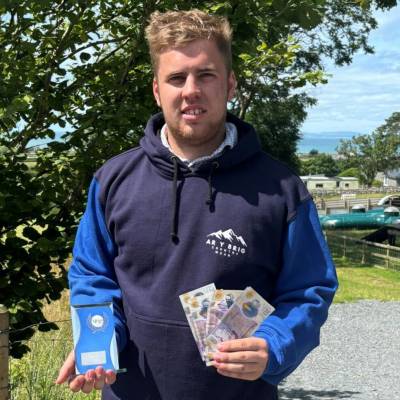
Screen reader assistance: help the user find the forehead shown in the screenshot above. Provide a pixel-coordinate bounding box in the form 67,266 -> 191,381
156,39 -> 226,75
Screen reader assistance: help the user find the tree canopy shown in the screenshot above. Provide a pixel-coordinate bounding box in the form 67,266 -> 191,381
300,153 -> 340,177
1,0 -> 397,357
337,112 -> 400,187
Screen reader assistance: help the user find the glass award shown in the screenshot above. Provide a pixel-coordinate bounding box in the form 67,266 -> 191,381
71,302 -> 120,374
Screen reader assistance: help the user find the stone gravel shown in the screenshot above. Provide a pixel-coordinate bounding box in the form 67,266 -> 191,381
279,301 -> 400,400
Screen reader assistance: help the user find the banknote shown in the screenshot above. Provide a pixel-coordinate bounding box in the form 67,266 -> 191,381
205,289 -> 243,336
179,283 -> 216,360
191,290 -> 216,355
204,287 -> 274,364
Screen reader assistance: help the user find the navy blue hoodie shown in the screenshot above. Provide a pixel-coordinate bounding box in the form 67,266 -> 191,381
69,113 -> 338,399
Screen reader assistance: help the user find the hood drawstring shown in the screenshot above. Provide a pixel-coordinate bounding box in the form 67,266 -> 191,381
206,161 -> 219,206
171,156 -> 179,243
170,158 -> 219,242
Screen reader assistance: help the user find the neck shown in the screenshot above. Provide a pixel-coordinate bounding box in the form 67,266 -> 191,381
165,126 -> 226,161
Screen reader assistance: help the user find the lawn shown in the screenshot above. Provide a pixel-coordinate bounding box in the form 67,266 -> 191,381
333,257 -> 400,303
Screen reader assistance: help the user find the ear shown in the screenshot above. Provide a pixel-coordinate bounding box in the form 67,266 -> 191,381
153,77 -> 161,107
227,71 -> 237,101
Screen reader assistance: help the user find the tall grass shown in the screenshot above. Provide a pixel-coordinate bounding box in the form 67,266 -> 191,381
9,292 -> 100,400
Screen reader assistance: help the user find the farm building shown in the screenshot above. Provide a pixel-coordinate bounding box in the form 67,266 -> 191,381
300,175 -> 359,190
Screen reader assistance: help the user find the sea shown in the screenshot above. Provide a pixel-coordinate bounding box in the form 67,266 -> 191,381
298,137 -> 343,154
28,130 -> 361,155
297,132 -> 361,154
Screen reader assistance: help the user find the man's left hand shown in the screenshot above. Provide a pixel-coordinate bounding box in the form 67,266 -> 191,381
212,337 -> 268,381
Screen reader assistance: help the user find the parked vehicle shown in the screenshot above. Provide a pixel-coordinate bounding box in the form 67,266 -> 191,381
320,205 -> 400,229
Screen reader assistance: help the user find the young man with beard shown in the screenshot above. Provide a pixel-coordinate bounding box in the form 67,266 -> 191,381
57,9 -> 337,400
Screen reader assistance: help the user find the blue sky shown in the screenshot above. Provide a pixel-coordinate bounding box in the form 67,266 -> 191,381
301,5 -> 400,135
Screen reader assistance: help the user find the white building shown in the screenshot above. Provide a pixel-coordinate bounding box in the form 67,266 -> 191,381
300,175 -> 359,191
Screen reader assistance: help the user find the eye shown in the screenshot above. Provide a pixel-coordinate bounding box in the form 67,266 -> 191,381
168,75 -> 185,84
200,72 -> 215,79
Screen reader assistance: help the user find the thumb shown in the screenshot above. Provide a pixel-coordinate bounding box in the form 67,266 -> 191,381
55,350 -> 75,384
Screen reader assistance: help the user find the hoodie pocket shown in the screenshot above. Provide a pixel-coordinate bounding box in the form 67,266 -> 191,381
125,309 -> 276,400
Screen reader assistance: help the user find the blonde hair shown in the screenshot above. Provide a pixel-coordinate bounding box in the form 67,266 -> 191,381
145,9 -> 232,73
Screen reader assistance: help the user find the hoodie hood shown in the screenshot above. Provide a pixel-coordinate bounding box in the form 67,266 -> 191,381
140,112 -> 262,179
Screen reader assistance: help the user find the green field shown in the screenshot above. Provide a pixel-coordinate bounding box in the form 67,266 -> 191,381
334,257 -> 400,303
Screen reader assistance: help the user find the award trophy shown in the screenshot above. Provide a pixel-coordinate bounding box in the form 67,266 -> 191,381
71,302 -> 122,374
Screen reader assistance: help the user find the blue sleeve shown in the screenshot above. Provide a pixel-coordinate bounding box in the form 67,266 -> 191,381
68,177 -> 128,350
254,198 -> 338,385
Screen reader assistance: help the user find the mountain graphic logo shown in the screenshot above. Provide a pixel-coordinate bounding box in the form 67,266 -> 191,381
206,229 -> 247,257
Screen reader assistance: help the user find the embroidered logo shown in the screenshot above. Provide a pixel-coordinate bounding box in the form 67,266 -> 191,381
87,313 -> 108,332
206,228 -> 247,257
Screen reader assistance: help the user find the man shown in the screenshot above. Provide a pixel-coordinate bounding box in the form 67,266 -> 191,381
56,9 -> 338,399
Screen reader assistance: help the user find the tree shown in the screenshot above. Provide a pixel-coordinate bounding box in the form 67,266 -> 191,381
337,112 -> 400,186
246,89 -> 314,172
300,153 -> 340,177
1,0 -> 397,357
337,167 -> 359,177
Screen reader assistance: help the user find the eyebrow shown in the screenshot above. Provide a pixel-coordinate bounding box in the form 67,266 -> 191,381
166,67 -> 217,78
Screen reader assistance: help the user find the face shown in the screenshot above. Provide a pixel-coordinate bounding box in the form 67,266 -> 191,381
153,39 -> 236,149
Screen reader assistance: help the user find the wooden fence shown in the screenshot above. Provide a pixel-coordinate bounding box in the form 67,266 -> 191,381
325,231 -> 400,271
310,186 -> 400,198
316,197 -> 381,214
0,306 -> 9,400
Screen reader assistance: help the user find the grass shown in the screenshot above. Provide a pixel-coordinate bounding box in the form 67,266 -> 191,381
333,257 -> 400,303
331,228 -> 375,239
9,291 -> 100,400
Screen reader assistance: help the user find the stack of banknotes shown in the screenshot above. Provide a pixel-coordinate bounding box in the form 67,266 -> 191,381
179,283 -> 275,365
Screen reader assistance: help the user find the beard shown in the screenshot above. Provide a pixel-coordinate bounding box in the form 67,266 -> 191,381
164,110 -> 227,149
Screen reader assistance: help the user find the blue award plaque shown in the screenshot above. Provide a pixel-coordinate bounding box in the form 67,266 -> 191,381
71,302 -> 120,374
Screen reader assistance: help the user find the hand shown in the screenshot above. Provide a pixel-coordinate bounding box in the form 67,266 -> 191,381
212,337 -> 268,381
56,350 -> 117,393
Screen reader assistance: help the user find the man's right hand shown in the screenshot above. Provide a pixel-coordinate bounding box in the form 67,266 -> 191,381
56,350 -> 117,393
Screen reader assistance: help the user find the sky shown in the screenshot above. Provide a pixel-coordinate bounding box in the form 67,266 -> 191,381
300,5 -> 400,135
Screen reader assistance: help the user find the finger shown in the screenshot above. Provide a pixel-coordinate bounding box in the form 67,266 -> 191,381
105,370 -> 117,385
81,372 -> 95,394
93,366 -> 106,390
55,350 -> 75,384
214,361 -> 260,374
216,368 -> 259,381
213,351 -> 265,364
69,375 -> 86,392
218,337 -> 267,352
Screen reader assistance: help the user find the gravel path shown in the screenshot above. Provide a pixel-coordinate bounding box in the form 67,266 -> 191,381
279,301 -> 400,400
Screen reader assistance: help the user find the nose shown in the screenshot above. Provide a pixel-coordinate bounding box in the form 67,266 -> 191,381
182,75 -> 201,99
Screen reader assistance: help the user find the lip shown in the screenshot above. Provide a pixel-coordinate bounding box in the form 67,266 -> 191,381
181,106 -> 207,121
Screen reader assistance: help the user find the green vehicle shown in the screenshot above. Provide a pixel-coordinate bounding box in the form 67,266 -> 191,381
319,206 -> 400,229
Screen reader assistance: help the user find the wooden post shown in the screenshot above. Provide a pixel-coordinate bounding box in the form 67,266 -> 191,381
362,243 -> 366,264
321,198 -> 326,213
0,305 -> 9,400
387,247 -> 390,269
